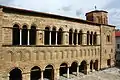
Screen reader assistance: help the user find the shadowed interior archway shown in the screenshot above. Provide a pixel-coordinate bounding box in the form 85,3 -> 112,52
44,65 -> 54,80
60,63 -> 68,77
30,66 -> 41,80
79,60 -> 87,74
70,62 -> 78,75
9,68 -> 22,80
90,60 -> 93,72
30,26 -> 36,45
94,60 -> 98,71
22,25 -> 28,45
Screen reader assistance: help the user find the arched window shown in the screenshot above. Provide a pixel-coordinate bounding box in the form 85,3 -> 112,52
73,29 -> 77,45
12,24 -> 20,45
51,27 -> 56,45
79,30 -> 82,45
44,27 -> 50,45
107,35 -> 110,42
57,28 -> 63,45
30,26 -> 36,45
87,31 -> 90,45
22,25 -> 28,45
93,32 -> 97,45
69,29 -> 73,45
90,32 -> 93,45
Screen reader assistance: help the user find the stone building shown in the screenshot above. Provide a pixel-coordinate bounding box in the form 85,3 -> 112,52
0,5 -> 115,80
115,30 -> 120,66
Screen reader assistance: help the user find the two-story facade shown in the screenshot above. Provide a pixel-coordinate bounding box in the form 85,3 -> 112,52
0,5 -> 115,80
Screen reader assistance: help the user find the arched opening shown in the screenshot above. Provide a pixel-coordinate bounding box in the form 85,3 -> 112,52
30,26 -> 36,45
44,27 -> 50,45
87,31 -> 90,45
94,60 -> 98,71
60,63 -> 68,77
57,28 -> 63,45
90,60 -> 93,72
107,59 -> 111,67
73,30 -> 77,45
70,62 -> 78,75
9,68 -> 22,80
30,66 -> 41,80
79,30 -> 82,45
93,32 -> 97,45
51,27 -> 56,45
69,29 -> 73,45
12,24 -> 20,45
79,60 -> 87,74
22,25 -> 28,45
44,65 -> 54,80
90,32 -> 93,45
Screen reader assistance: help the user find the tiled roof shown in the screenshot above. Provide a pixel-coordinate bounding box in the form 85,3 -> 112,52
115,31 -> 120,37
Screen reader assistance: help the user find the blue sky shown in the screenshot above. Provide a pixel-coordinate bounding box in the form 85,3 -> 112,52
0,0 -> 120,28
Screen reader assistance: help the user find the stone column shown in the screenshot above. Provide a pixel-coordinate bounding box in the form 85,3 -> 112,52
54,69 -> 59,80
55,32 -> 57,45
20,29 -> 22,45
86,64 -> 90,74
67,67 -> 69,78
97,34 -> 100,45
49,31 -> 51,45
41,70 -> 44,80
27,29 -> 30,45
77,66 -> 79,76
22,73 -> 30,80
82,33 -> 87,45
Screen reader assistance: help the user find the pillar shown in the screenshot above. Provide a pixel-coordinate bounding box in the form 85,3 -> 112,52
54,69 -> 59,80
22,73 -> 30,80
49,31 -> 51,45
86,64 -> 90,74
27,29 -> 30,45
41,70 -> 44,80
67,67 -> 69,78
20,29 -> 22,45
76,66 -> 79,76
97,34 -> 100,45
82,33 -> 87,45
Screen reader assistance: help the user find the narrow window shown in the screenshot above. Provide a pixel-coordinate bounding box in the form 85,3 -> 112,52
22,25 -> 28,45
69,29 -> 73,45
87,31 -> 90,45
44,27 -> 50,45
107,35 -> 110,42
90,32 -> 93,45
73,29 -> 77,45
79,30 -> 82,45
12,24 -> 20,45
57,28 -> 63,45
93,32 -> 97,45
51,27 -> 56,45
30,26 -> 36,45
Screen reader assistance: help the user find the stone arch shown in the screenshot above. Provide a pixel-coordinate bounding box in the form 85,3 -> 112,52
70,61 -> 78,75
79,60 -> 87,74
57,28 -> 63,45
9,67 -> 22,80
44,64 -> 54,80
51,26 -> 57,45
44,26 -> 50,45
90,60 -> 94,72
60,62 -> 68,77
30,25 -> 36,45
6,50 -> 14,61
94,59 -> 99,71
107,59 -> 111,67
69,28 -> 73,45
73,29 -> 77,45
30,66 -> 41,80
22,25 -> 28,45
12,24 -> 20,45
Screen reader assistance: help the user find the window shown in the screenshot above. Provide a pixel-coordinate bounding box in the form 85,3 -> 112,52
69,29 -> 73,45
51,27 -> 56,45
12,24 -> 20,45
79,30 -> 82,45
22,25 -> 28,45
57,28 -> 63,45
73,29 -> 77,45
93,32 -> 97,45
107,35 -> 110,42
44,27 -> 50,45
30,26 -> 36,45
90,32 -> 93,45
87,31 -> 90,45
117,44 -> 120,49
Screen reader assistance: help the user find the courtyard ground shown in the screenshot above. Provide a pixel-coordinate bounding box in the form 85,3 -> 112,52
59,67 -> 120,80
